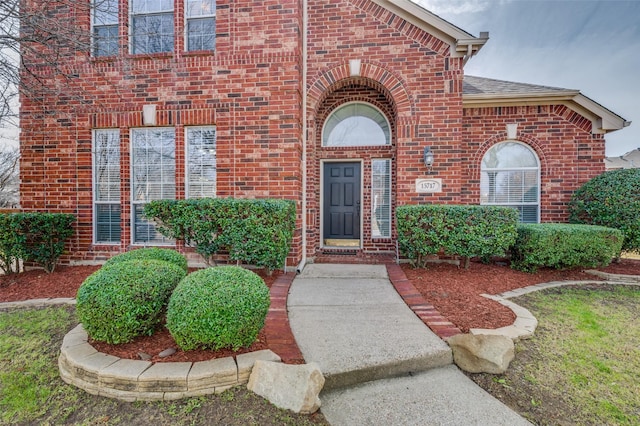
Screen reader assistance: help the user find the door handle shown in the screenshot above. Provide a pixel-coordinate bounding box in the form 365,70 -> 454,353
356,200 -> 360,216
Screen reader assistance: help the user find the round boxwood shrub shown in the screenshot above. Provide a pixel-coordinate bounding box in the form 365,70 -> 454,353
76,259 -> 187,344
569,168 -> 640,254
166,266 -> 270,351
104,248 -> 188,272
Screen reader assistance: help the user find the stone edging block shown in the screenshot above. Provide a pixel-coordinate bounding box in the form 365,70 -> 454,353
58,324 -> 282,401
472,279 -> 640,341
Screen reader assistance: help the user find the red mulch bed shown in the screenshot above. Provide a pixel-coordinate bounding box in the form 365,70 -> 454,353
0,266 -> 279,363
401,258 -> 640,333
1,259 -> 638,357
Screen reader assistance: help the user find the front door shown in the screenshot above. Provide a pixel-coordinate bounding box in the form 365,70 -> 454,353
323,162 -> 361,246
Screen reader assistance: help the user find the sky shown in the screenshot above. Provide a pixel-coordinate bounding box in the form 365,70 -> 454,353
413,0 -> 640,157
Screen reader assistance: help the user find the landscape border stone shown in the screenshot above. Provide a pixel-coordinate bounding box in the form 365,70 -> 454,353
58,324 -> 282,401
1,271 -> 306,402
471,279 -> 640,340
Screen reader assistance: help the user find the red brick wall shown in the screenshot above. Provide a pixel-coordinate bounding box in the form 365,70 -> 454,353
20,0 -> 305,266
461,105 -> 606,222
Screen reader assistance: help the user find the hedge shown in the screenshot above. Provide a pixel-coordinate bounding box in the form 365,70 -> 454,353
569,168 -> 640,254
0,212 -> 75,273
511,223 -> 624,272
144,198 -> 296,271
76,259 -> 186,344
396,205 -> 519,268
166,266 -> 270,351
0,214 -> 21,274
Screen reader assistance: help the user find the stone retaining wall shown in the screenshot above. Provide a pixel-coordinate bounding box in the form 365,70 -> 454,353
58,324 -> 281,401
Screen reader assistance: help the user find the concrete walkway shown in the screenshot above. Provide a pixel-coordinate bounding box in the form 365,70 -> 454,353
288,264 -> 531,425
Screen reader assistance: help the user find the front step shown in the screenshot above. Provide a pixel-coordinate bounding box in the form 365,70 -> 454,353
313,250 -> 395,265
288,264 -> 452,391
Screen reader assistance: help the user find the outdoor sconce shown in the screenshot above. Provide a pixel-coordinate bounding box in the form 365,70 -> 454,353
423,146 -> 434,170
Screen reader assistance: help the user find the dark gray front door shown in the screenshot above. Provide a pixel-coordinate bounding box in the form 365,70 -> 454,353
323,162 -> 361,241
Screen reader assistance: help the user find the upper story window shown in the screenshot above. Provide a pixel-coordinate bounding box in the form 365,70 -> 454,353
323,103 -> 391,147
186,0 -> 216,51
131,0 -> 175,54
480,141 -> 540,223
92,0 -> 119,57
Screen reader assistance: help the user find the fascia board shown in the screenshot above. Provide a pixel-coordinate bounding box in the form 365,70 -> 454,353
572,93 -> 630,132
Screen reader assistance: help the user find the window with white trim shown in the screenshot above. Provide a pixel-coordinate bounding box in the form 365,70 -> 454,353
186,0 -> 216,51
131,0 -> 174,54
323,103 -> 391,147
93,129 -> 121,243
480,141 -> 540,223
372,159 -> 391,238
186,126 -> 217,198
131,128 -> 175,244
92,0 -> 119,57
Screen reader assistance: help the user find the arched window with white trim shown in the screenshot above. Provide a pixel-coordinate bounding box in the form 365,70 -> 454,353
480,141 -> 540,223
322,103 -> 391,147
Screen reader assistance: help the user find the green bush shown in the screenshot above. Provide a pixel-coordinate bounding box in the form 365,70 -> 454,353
104,248 -> 188,272
10,213 -> 75,273
396,205 -> 519,268
144,198 -> 296,271
511,223 -> 624,272
0,214 -> 22,274
569,168 -> 640,254
76,259 -> 186,344
166,266 -> 270,351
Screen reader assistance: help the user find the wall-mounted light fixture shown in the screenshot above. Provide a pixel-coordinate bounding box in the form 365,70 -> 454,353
423,146 -> 434,170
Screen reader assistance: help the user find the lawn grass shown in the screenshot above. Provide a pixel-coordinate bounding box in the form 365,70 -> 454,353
514,285 -> 640,425
0,306 -> 328,425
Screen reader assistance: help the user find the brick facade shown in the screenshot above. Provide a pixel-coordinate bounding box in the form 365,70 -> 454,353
19,0 -> 616,267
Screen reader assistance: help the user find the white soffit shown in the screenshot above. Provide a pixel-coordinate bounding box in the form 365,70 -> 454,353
463,92 -> 630,134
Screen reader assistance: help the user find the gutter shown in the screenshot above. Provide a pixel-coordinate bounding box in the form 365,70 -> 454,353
298,0 -> 308,275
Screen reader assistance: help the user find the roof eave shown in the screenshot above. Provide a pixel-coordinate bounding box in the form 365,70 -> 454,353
463,92 -> 630,134
371,0 -> 489,59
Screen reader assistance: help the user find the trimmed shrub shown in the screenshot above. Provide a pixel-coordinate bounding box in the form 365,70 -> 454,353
144,198 -> 296,271
76,259 -> 186,344
0,214 -> 22,274
511,223 -> 623,272
166,266 -> 270,351
396,205 -> 519,268
569,168 -> 640,254
11,212 -> 75,273
104,248 -> 188,272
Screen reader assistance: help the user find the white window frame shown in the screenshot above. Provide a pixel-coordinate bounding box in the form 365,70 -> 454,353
371,159 -> 392,239
185,0 -> 216,52
91,0 -> 119,57
93,129 -> 121,244
322,102 -> 392,147
185,126 -> 217,198
480,141 -> 541,223
130,0 -> 175,54
130,127 -> 176,245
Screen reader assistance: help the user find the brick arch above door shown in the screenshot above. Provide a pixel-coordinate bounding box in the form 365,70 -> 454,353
307,61 -> 414,119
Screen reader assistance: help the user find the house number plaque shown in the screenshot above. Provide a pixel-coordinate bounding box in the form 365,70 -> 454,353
415,178 -> 442,193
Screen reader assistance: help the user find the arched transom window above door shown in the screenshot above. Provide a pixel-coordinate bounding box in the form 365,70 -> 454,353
322,102 -> 391,147
480,141 -> 540,223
